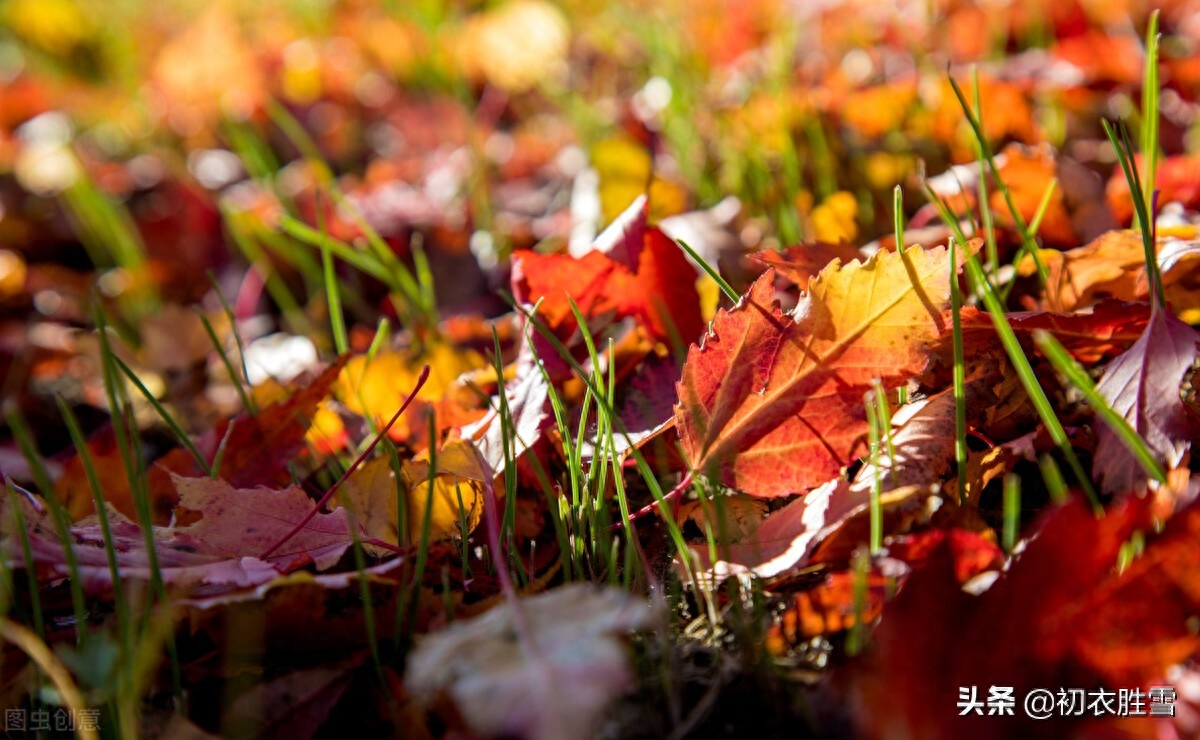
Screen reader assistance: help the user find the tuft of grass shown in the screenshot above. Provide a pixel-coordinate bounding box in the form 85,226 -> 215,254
924,185 -> 1099,511
514,298 -> 697,586
1104,119 -> 1164,306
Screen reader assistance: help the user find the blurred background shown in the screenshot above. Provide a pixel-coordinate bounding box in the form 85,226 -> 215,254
0,0 -> 1191,441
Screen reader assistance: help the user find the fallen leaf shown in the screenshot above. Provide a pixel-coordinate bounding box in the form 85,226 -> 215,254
459,363 -> 550,475
691,478 -> 861,579
1091,305 -> 1200,494
334,456 -> 402,549
2,475 -> 356,597
338,440 -> 486,549
54,424 -> 186,523
150,5 -> 265,138
336,341 -> 484,444
1019,230 -> 1150,312
172,475 -> 352,572
951,300 -> 1151,366
454,0 -> 570,93
767,569 -> 890,651
403,442 -> 486,544
837,493 -> 1200,739
985,144 -> 1075,247
748,241 -> 865,291
676,245 -> 954,498
514,196 -> 705,347
808,191 -> 859,244
406,584 -> 664,740
220,659 -> 361,740
218,356 -> 350,489
850,380 -> 997,498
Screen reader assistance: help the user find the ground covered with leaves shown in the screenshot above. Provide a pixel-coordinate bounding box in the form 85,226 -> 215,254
2,1 -> 1200,738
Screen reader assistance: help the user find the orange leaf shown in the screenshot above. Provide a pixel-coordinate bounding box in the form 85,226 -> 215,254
676,245 -> 953,497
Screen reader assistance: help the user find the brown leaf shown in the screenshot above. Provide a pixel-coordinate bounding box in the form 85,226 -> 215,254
172,475 -> 352,572
220,660 -> 361,740
850,380 -> 997,498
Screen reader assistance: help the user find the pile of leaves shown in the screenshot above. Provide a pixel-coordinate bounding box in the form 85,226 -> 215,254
3,0 -> 1200,737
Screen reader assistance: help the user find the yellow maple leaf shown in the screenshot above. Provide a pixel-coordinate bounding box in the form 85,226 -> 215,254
336,440 -> 485,549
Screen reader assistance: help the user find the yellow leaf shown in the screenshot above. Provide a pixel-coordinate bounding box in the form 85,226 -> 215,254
403,470 -> 484,545
405,439 -> 486,543
336,342 -> 484,439
695,274 -> 723,323
592,136 -> 687,224
3,0 -> 94,55
337,441 -> 485,549
810,192 -> 858,245
335,457 -> 401,550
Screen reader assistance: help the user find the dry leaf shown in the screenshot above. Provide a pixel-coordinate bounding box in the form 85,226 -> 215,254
406,584 -> 664,740
1091,306 -> 1200,494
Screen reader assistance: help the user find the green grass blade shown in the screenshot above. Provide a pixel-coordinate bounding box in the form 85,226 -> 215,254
5,409 -> 89,646
1140,10 -> 1161,229
948,238 -> 969,491
199,310 -> 257,418
316,192 -> 349,355
1002,473 -> 1020,553
946,73 -> 1047,282
110,355 -> 212,476
864,393 -> 883,556
676,237 -> 738,303
971,68 -> 999,272
924,185 -> 1099,510
1026,178 -> 1059,238
1031,329 -> 1167,484
1103,119 -> 1164,307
